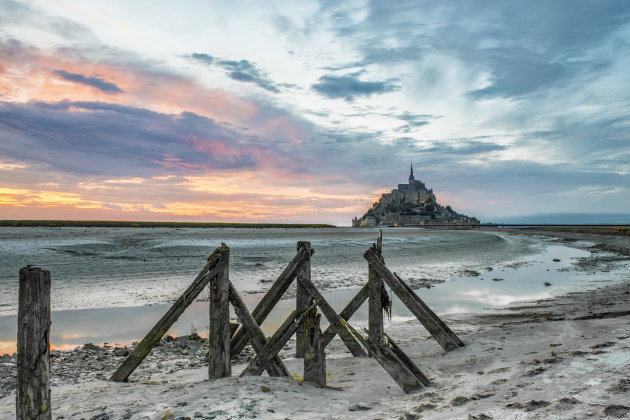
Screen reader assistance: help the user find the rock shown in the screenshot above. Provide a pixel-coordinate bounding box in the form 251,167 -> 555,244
188,332 -> 202,341
84,343 -> 101,351
164,335 -> 175,342
348,403 -> 372,411
451,396 -> 470,406
114,348 -> 130,357
90,413 -> 110,420
544,282 -> 552,286
468,414 -> 492,420
604,405 -> 630,418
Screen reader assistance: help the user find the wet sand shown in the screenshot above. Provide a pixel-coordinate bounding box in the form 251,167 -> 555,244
0,229 -> 629,419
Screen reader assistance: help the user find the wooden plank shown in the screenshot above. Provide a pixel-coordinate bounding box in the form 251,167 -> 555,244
111,248 -> 223,382
304,312 -> 326,386
241,300 -> 319,376
384,332 -> 430,386
230,246 -> 310,356
321,282 -> 369,348
364,248 -> 460,352
297,274 -> 367,357
369,237 -> 384,344
395,273 -> 465,348
208,244 -> 231,379
347,324 -> 424,394
228,282 -> 291,377
17,266 -> 52,420
295,241 -> 312,358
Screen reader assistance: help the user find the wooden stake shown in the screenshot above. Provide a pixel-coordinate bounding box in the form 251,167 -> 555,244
230,246 -> 310,356
297,273 -> 366,357
228,282 -> 291,377
303,312 -> 326,386
368,230 -> 384,344
241,300 -> 319,376
17,266 -> 51,420
111,249 -> 223,382
321,282 -> 369,348
348,325 -> 426,394
295,241 -> 312,358
208,244 -> 231,379
364,248 -> 462,352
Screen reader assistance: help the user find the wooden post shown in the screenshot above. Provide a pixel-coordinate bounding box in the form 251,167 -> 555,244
297,273 -> 367,357
17,266 -> 51,420
111,249 -> 223,382
295,241 -> 312,358
321,282 -> 369,348
208,244 -> 231,379
303,312 -> 326,386
230,246 -> 310,357
368,230 -> 384,344
241,300 -> 319,376
364,248 -> 462,352
227,282 -> 291,377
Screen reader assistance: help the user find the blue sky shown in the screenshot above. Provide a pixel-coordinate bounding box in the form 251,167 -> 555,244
0,0 -> 629,224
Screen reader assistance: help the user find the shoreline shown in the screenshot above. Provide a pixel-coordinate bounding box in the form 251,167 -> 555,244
1,228 -> 629,419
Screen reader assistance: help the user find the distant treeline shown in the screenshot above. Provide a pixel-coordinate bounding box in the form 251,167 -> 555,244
0,220 -> 337,229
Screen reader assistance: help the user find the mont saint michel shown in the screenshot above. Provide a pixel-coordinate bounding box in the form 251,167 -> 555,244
352,164 -> 480,227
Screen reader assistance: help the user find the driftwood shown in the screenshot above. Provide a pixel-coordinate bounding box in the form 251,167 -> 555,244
241,300 -> 319,376
348,325 -> 427,394
321,282 -> 369,348
111,248 -> 223,382
228,282 -> 290,377
208,244 -> 231,379
297,273 -> 366,357
303,312 -> 326,386
364,247 -> 462,352
17,266 -> 52,420
230,246 -> 311,356
295,241 -> 312,358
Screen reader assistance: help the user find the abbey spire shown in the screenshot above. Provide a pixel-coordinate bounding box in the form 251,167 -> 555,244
409,161 -> 415,183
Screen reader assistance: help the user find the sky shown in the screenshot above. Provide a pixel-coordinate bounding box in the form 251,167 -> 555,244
0,0 -> 629,225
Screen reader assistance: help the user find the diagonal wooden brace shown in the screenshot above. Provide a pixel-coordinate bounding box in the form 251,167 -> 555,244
297,275 -> 367,357
227,281 -> 292,378
347,324 -> 428,394
111,248 -> 224,382
364,247 -> 463,352
230,246 -> 312,357
321,282 -> 369,348
241,300 -> 320,376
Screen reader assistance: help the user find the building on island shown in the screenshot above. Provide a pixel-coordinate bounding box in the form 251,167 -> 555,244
352,163 -> 479,227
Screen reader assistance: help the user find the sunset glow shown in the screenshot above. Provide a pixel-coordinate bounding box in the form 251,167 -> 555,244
1,1 -> 629,224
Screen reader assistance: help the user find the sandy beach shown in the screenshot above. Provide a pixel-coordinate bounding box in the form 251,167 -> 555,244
1,228 -> 629,419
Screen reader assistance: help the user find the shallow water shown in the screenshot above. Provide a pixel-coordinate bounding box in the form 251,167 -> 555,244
0,227 -> 626,354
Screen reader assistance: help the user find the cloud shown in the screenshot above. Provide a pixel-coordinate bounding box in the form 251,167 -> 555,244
0,100 -> 256,177
52,70 -> 123,94
189,53 -> 280,93
311,71 -> 399,101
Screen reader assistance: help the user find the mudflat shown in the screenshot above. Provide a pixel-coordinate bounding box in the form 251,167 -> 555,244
0,228 -> 628,419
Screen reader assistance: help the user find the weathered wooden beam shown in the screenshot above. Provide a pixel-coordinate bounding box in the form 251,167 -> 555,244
111,248 -> 223,382
297,273 -> 366,357
395,273 -> 465,348
230,246 -> 311,356
368,230 -> 384,344
364,248 -> 460,352
347,324 -> 426,394
295,241 -> 312,358
241,300 -> 319,376
384,332 -> 430,386
228,282 -> 291,377
303,312 -> 326,386
17,266 -> 52,420
321,282 -> 369,348
208,244 -> 231,379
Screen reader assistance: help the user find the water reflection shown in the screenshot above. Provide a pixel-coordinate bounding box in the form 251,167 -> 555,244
0,241 -> 624,355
